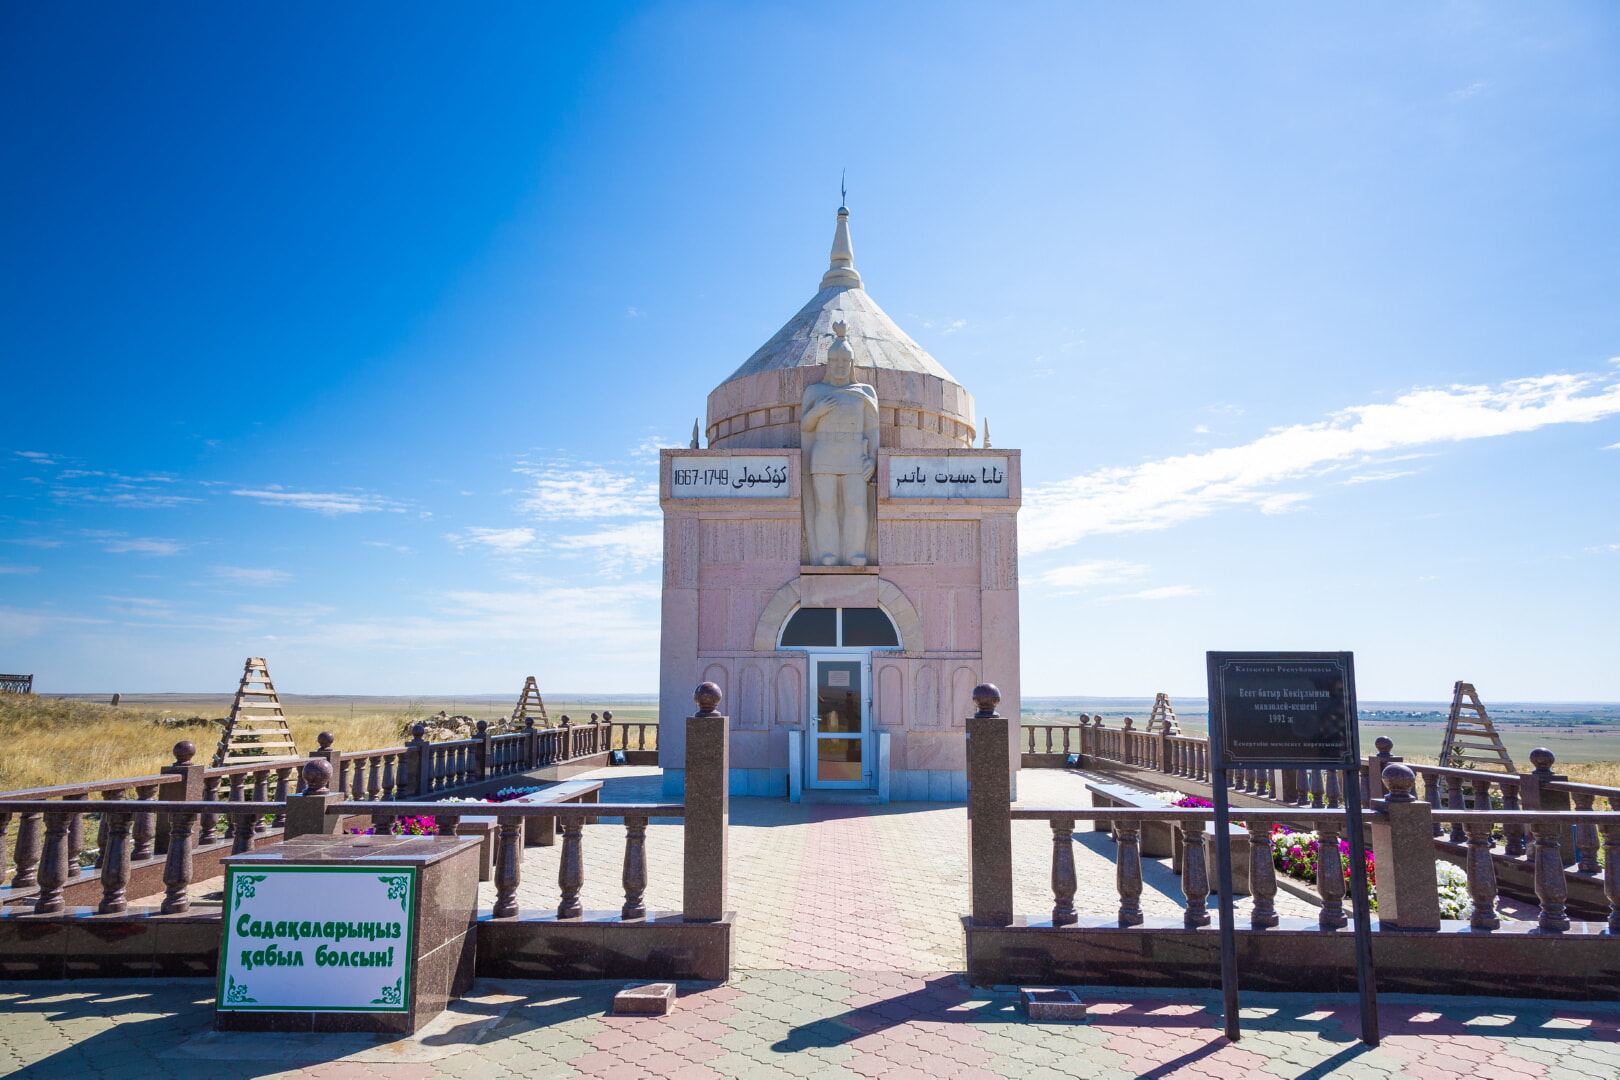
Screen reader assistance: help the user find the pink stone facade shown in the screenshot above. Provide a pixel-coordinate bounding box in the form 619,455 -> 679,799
658,446 -> 1021,800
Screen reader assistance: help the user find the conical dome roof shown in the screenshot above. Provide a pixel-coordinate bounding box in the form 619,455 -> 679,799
706,207 -> 977,452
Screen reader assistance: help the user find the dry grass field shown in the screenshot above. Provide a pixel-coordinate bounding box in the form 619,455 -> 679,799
0,694 -> 658,793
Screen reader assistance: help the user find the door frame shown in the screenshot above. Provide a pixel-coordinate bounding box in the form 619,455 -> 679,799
805,650 -> 873,789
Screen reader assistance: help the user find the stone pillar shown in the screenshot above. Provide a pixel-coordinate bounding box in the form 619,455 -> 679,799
1369,764 -> 1440,930
282,760 -> 347,839
966,683 -> 1013,926
684,683 -> 729,922
405,724 -> 430,798
1518,748 -> 1576,867
158,741 -> 206,851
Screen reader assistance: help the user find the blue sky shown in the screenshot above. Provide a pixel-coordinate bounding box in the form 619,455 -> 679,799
3,3 -> 1617,699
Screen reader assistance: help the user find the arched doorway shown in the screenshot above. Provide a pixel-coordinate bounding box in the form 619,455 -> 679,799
778,606 -> 900,791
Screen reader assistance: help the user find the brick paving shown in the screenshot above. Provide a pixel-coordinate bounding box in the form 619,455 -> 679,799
4,767 -> 1617,1079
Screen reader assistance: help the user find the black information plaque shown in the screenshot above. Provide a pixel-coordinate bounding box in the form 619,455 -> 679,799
1207,652 -> 1358,769
1204,649 -> 1377,1048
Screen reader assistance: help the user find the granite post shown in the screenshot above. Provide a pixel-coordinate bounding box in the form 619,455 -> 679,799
157,741 -> 206,851
1369,764 -> 1440,930
1519,748 -> 1576,868
282,759 -> 348,839
966,683 -> 1013,926
684,682 -> 729,922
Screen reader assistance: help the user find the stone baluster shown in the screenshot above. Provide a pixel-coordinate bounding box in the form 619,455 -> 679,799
161,811 -> 199,914
98,810 -> 133,914
132,783 -> 158,860
350,755 -> 366,801
1050,817 -> 1077,926
66,803 -> 83,880
223,773 -> 246,841
249,769 -> 269,835
200,776 -> 221,840
558,820 -> 584,918
493,814 -> 523,918
1325,770 -> 1342,810
1061,726 -> 1071,757
1462,820 -> 1501,930
1601,821 -> 1620,934
1571,792 -> 1599,874
622,815 -> 649,921
1531,818 -> 1570,931
381,753 -> 397,801
1180,817 -> 1210,927
1446,775 -> 1465,843
1246,820 -> 1279,928
1501,780 -> 1527,857
32,810 -> 70,913
1315,818 -> 1348,929
1470,777 -> 1495,849
0,812 -> 10,888
636,722 -> 648,752
272,767 -> 293,828
365,756 -> 382,802
10,810 -> 42,888
1421,770 -> 1443,837
1281,769 -> 1300,805
231,806 -> 257,854
1114,821 -> 1144,927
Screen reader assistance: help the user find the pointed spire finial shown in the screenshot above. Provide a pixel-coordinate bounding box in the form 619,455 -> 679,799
982,418 -> 991,449
819,199 -> 863,291
689,419 -> 701,450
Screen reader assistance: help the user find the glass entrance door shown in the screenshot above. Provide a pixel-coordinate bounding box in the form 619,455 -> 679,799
809,656 -> 869,788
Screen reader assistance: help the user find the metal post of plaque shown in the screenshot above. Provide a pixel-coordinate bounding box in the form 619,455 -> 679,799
1205,651 -> 1378,1046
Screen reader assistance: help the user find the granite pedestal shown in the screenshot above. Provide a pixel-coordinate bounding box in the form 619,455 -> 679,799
217,834 -> 481,1035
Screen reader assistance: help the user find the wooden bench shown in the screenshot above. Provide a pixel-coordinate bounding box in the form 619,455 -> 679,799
502,780 -> 604,847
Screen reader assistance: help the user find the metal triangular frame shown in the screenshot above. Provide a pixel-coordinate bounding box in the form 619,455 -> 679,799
1439,680 -> 1515,772
212,657 -> 299,767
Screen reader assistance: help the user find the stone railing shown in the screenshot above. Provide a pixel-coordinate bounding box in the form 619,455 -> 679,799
0,686 -> 732,983
985,691 -> 1620,996
0,710 -> 626,907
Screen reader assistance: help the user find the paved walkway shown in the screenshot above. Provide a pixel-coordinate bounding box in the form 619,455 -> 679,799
4,767 -> 1617,1079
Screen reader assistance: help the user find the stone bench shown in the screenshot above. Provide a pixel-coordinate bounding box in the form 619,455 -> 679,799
1085,781 -> 1175,858
1165,821 -> 1251,895
502,780 -> 604,847
453,816 -> 499,882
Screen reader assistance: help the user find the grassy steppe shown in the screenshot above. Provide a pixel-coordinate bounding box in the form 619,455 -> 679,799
0,694 -> 657,793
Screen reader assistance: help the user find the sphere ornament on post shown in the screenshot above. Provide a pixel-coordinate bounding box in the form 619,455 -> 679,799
172,740 -> 196,765
411,722 -> 427,741
972,683 -> 1001,719
1530,747 -> 1556,776
1381,763 -> 1417,803
694,682 -> 723,717
317,731 -> 335,751
302,757 -> 334,796
1374,736 -> 1394,756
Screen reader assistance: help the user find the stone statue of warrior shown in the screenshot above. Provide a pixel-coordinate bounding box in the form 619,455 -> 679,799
801,320 -> 879,565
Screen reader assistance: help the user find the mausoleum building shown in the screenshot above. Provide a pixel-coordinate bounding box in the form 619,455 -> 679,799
658,206 -> 1021,801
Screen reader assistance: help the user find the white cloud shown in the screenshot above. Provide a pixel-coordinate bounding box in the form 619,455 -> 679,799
1023,370 -> 1620,552
448,527 -> 538,553
551,521 -> 663,571
279,582 -> 660,654
0,565 -> 39,574
1098,585 -> 1204,602
1344,469 -> 1418,485
1030,560 -> 1149,592
213,566 -> 292,587
1604,443 -> 1619,451
100,537 -> 185,556
1587,543 -> 1620,553
514,460 -> 657,521
231,486 -> 401,515
14,450 -> 57,464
